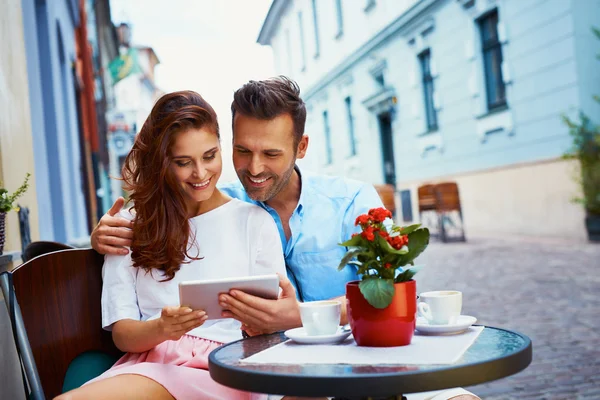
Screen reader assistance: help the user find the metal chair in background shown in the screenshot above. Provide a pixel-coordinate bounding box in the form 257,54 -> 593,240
434,182 -> 466,243
417,183 -> 466,243
418,184 -> 441,238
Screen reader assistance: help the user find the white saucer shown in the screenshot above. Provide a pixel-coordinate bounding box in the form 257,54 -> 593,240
284,327 -> 352,344
415,315 -> 477,335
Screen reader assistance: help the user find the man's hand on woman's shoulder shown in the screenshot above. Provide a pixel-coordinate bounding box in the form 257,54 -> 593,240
91,197 -> 134,255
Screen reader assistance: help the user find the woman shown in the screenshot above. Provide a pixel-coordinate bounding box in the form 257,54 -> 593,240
57,91 -> 285,400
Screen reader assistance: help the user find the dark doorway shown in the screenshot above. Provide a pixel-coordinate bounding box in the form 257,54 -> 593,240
378,112 -> 396,185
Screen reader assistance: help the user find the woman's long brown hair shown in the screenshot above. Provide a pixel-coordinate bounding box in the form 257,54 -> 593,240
121,91 -> 220,281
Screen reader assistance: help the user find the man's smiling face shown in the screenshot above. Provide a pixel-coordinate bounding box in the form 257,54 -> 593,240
232,113 -> 306,202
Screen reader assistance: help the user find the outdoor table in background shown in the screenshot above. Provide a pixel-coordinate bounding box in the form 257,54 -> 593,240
209,326 -> 532,399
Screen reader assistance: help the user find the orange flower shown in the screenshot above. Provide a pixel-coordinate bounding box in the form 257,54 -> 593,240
355,214 -> 373,226
368,207 -> 393,223
361,226 -> 376,241
388,234 -> 409,249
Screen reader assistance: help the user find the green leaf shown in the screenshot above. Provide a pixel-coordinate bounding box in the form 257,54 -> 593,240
395,228 -> 430,266
393,224 -> 421,235
337,249 -> 365,271
395,269 -> 416,283
339,234 -> 364,248
356,258 -> 379,276
394,264 -> 424,283
376,233 -> 409,255
359,278 -> 395,309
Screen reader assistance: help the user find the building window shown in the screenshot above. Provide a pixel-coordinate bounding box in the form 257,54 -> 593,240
311,0 -> 320,57
374,72 -> 385,88
335,0 -> 344,38
419,49 -> 438,132
345,97 -> 357,157
298,11 -> 307,71
478,10 -> 506,110
323,110 -> 333,165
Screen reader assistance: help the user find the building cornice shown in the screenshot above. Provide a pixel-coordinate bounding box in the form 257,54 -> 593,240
304,0 -> 440,100
257,0 -> 287,45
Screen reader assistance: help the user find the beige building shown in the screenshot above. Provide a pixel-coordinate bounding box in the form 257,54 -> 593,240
0,1 -> 40,260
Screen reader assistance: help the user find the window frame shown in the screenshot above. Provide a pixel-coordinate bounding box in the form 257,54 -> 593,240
311,0 -> 320,58
478,10 -> 507,111
418,49 -> 438,132
322,110 -> 333,165
298,11 -> 307,71
344,97 -> 357,157
335,0 -> 344,38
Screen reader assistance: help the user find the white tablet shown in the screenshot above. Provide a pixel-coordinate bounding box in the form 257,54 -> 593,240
178,274 -> 279,320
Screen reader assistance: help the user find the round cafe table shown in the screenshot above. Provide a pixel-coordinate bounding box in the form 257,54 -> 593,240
209,326 -> 532,399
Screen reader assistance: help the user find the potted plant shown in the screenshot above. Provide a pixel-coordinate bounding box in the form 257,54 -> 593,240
0,173 -> 31,254
562,28 -> 600,242
563,113 -> 600,242
338,207 -> 429,347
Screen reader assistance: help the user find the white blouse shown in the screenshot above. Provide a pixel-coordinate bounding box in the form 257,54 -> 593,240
101,198 -> 286,344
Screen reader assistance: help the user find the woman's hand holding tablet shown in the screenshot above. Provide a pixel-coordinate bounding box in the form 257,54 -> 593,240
178,274 -> 279,320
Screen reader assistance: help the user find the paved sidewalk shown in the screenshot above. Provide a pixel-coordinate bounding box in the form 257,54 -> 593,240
416,236 -> 600,400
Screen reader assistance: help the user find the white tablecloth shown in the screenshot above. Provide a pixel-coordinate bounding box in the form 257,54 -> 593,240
242,326 -> 484,365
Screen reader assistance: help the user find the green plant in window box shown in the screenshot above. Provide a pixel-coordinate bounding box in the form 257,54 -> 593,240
0,173 -> 31,254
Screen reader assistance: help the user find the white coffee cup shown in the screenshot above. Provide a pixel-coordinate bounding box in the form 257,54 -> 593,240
418,290 -> 462,325
299,300 -> 341,336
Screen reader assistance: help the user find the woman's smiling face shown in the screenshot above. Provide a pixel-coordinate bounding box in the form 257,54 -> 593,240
169,127 -> 222,212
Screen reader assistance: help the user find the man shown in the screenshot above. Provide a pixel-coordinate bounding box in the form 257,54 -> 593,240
92,77 -> 478,400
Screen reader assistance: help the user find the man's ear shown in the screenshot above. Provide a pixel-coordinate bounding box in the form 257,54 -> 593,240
296,135 -> 309,159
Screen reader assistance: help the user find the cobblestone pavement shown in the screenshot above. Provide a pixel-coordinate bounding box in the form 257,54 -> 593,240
415,236 -> 600,400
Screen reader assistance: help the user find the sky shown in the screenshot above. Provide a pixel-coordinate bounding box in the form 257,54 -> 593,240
109,0 -> 275,181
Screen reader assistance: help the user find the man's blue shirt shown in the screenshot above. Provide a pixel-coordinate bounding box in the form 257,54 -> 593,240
219,167 -> 383,302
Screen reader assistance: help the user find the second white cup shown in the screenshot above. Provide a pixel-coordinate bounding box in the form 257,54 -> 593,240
299,300 -> 341,336
418,290 -> 462,325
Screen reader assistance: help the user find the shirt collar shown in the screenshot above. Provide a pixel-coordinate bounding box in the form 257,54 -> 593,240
294,165 -> 308,216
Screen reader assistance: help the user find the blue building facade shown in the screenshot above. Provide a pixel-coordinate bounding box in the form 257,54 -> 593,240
21,0 -> 89,243
259,0 -> 600,239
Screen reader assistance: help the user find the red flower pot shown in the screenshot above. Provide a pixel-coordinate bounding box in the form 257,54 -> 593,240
346,279 -> 417,347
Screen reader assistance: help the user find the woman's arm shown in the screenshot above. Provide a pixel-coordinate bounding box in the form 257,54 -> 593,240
111,306 -> 207,353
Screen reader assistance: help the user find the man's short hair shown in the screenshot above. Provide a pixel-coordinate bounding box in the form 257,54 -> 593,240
231,76 -> 307,146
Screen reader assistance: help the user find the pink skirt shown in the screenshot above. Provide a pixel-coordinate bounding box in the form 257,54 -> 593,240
87,335 -> 268,400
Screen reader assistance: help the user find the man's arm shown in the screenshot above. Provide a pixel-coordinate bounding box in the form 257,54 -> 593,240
91,197 -> 134,255
220,279 -> 348,336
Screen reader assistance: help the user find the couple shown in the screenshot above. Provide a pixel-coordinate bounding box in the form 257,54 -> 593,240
59,77 -> 478,400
